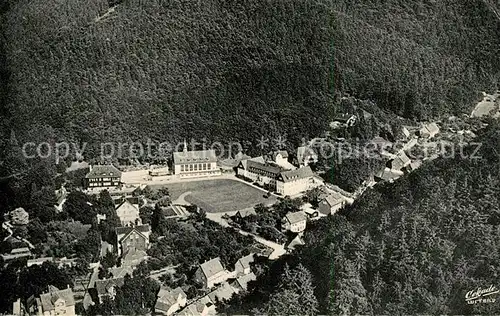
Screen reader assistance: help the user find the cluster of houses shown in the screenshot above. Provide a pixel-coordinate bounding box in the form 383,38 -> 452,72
12,286 -> 77,316
374,122 -> 439,183
155,254 -> 257,316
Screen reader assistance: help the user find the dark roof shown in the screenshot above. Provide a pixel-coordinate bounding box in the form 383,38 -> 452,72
246,160 -> 282,175
85,165 -> 121,179
235,209 -> 257,218
95,278 -> 124,296
173,150 -> 217,164
279,166 -> 314,183
115,225 -> 151,242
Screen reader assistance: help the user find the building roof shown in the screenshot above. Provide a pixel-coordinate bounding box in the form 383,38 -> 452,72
173,149 -> 217,164
85,165 -> 121,179
246,160 -> 282,175
238,156 -> 266,170
375,168 -> 404,182
236,254 -> 255,270
109,266 -> 134,278
115,225 -> 151,243
95,278 -> 124,296
324,192 -> 345,207
420,123 -> 440,136
286,234 -> 305,251
199,258 -> 225,280
235,209 -> 257,218
279,166 -> 314,183
208,283 -> 236,302
234,272 -> 256,291
39,287 -> 75,312
297,146 -> 318,163
284,211 -> 306,225
115,200 -> 139,215
273,150 -> 289,159
156,287 -> 187,311
390,151 -> 411,170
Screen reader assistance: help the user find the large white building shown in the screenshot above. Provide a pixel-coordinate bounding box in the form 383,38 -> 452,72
276,166 -> 316,196
172,142 -> 220,178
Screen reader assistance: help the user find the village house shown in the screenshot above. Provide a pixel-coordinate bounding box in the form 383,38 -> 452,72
178,296 -> 215,316
172,141 -> 220,178
419,123 -> 440,139
387,151 -> 411,171
85,165 -> 122,188
194,257 -> 231,289
285,234 -> 305,253
155,287 -> 187,316
296,146 -> 318,167
94,277 -> 124,303
207,282 -> 237,303
34,286 -> 75,316
318,192 -> 347,215
276,166 -> 316,196
282,211 -> 307,233
270,150 -> 296,170
115,200 -> 141,226
115,225 -> 151,257
230,272 -> 257,293
374,168 -> 404,182
233,209 -> 257,221
234,254 -> 255,276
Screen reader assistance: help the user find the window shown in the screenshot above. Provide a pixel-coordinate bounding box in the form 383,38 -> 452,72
189,164 -> 193,171
194,164 -> 198,171
181,165 -> 184,171
207,164 -> 211,170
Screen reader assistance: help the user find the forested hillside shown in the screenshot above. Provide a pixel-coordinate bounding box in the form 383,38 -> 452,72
223,122 -> 500,314
0,0 -> 499,158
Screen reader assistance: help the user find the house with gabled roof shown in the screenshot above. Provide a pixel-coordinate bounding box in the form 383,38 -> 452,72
85,165 -> 121,188
235,253 -> 255,276
296,146 -> 318,167
115,200 -> 141,226
178,295 -> 215,316
230,272 -> 257,293
194,257 -> 230,289
318,191 -> 347,215
94,277 -> 124,303
155,287 -> 187,316
374,167 -> 404,182
282,211 -> 307,233
237,157 -> 283,189
387,151 -> 411,171
115,225 -> 151,257
276,166 -> 316,196
36,286 -> 75,316
419,123 -> 440,139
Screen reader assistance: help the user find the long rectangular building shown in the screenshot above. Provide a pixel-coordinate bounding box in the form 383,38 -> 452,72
172,145 -> 220,178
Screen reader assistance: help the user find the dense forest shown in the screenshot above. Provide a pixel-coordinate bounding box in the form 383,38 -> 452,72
222,122 -> 500,314
0,0 -> 499,160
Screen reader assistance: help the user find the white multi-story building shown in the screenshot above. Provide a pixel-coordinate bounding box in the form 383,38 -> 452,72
36,286 -> 75,316
172,142 -> 220,178
282,211 -> 307,233
276,166 -> 315,196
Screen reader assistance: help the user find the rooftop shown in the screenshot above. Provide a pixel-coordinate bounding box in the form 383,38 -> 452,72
199,257 -> 225,279
85,165 -> 121,179
236,254 -> 255,270
173,149 -> 217,164
284,211 -> 306,224
279,166 -> 314,183
39,287 -> 75,312
95,278 -> 124,296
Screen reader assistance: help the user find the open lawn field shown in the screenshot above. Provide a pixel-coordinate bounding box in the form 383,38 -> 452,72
152,179 -> 277,213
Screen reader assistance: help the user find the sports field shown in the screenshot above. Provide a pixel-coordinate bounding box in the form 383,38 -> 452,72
152,179 -> 277,213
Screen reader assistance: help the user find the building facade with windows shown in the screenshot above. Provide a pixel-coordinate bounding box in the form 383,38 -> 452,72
85,165 -> 122,188
276,166 -> 315,196
172,143 -> 220,178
